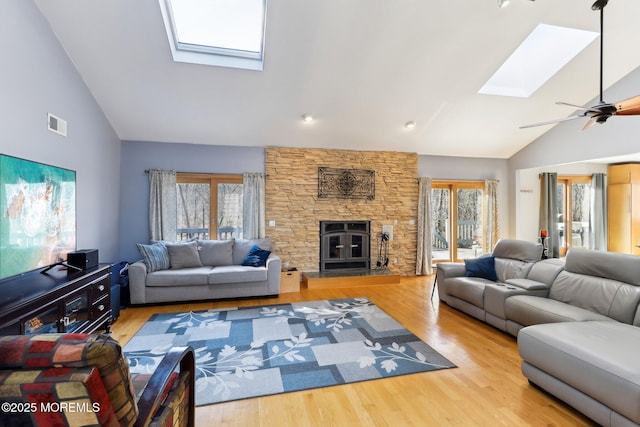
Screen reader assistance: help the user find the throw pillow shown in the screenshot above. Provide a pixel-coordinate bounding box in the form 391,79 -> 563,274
241,244 -> 272,267
166,241 -> 203,269
136,242 -> 170,273
232,238 -> 273,265
197,239 -> 234,266
464,256 -> 498,281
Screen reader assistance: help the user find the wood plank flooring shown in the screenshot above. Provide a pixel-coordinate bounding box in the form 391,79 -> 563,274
111,275 -> 595,427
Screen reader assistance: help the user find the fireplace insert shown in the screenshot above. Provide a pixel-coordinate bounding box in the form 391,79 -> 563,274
319,221 -> 370,271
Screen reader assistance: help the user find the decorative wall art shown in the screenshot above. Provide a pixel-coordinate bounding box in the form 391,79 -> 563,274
318,167 -> 375,200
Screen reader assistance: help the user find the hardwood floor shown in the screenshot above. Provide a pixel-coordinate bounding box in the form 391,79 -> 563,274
112,276 -> 595,427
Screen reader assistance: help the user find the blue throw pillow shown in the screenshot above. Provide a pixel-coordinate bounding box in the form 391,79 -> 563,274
241,244 -> 272,267
464,256 -> 497,281
136,242 -> 170,272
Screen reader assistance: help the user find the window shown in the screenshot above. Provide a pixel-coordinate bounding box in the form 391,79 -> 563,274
432,181 -> 484,262
176,174 -> 243,241
159,0 -> 267,71
556,176 -> 591,255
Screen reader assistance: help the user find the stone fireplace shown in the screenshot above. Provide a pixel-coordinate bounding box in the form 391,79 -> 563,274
319,220 -> 370,271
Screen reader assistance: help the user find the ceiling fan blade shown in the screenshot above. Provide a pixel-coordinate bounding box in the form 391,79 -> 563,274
614,95 -> 640,116
556,102 -> 602,114
582,117 -> 598,130
520,115 -> 584,129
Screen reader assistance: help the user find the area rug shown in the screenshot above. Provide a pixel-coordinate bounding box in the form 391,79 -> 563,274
123,298 -> 455,406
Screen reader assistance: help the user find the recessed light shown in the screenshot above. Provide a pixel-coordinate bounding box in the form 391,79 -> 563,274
302,114 -> 314,123
404,121 -> 416,129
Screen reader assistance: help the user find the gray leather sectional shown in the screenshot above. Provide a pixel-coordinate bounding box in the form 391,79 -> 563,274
437,241 -> 640,427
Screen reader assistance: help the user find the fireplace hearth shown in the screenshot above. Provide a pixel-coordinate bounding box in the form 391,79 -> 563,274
319,220 -> 370,271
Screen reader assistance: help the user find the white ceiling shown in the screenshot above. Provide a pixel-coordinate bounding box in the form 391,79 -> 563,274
34,0 -> 640,158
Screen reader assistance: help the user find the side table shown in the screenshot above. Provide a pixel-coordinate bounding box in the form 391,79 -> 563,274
280,268 -> 301,293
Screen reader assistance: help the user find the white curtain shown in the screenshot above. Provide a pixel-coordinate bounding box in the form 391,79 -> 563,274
484,179 -> 499,252
416,177 -> 433,275
590,173 -> 607,250
243,172 -> 266,239
148,169 -> 177,242
539,172 -> 560,258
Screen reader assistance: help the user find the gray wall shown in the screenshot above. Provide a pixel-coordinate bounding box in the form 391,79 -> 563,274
419,155 -> 510,242
0,1 -> 121,264
119,140 -> 264,261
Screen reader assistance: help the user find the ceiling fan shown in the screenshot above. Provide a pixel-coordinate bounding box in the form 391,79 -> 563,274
521,0 -> 640,131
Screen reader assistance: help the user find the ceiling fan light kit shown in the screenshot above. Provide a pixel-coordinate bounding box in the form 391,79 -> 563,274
521,0 -> 640,130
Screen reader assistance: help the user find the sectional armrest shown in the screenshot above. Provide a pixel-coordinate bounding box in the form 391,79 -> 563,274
136,346 -> 195,427
436,262 -> 466,279
128,260 -> 148,304
265,254 -> 282,294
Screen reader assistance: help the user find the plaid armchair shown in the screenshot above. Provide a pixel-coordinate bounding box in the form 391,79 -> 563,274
0,333 -> 195,427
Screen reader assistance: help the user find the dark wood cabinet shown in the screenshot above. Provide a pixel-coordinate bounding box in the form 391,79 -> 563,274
0,264 -> 112,335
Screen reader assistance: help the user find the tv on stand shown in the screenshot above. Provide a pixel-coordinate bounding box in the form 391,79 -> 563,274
0,154 -> 77,281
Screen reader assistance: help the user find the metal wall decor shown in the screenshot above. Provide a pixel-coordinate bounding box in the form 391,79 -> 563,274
318,167 -> 375,200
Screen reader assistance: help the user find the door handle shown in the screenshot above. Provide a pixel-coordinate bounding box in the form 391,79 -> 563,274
335,245 -> 344,248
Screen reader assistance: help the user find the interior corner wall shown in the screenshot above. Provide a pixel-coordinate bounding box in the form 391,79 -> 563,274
265,147 -> 419,276
0,1 -> 122,263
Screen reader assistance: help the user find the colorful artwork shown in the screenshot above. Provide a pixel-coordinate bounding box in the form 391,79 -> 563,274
0,155 -> 76,280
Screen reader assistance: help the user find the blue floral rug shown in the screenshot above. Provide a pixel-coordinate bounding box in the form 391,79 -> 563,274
123,298 -> 455,406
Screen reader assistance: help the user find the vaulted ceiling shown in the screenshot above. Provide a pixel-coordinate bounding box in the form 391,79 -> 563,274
34,0 -> 640,158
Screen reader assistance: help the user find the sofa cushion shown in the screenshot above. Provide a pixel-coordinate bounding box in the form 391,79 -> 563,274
518,321 -> 640,424
166,241 -> 202,269
464,256 -> 497,281
505,295 -> 615,326
232,238 -> 272,265
146,267 -> 212,286
136,242 -> 170,272
208,265 -> 268,284
241,245 -> 272,267
197,239 -> 233,266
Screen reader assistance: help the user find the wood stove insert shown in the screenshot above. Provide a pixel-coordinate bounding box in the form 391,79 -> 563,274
319,220 -> 370,271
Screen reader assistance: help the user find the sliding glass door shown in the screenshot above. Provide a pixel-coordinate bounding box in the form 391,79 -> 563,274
432,181 -> 485,262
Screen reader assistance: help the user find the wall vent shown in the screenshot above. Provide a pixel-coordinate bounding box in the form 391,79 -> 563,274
48,113 -> 67,136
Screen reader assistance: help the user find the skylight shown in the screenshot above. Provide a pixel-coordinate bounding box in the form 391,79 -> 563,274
159,0 -> 267,71
479,24 -> 598,98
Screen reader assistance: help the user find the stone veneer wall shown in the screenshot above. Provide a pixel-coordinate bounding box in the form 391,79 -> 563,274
265,147 -> 419,276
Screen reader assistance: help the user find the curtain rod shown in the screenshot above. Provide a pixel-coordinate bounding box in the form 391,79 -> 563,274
144,169 -> 267,176
418,178 -> 500,182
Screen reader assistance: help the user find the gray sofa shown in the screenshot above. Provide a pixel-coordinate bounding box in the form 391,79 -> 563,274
438,245 -> 640,427
129,238 -> 281,304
